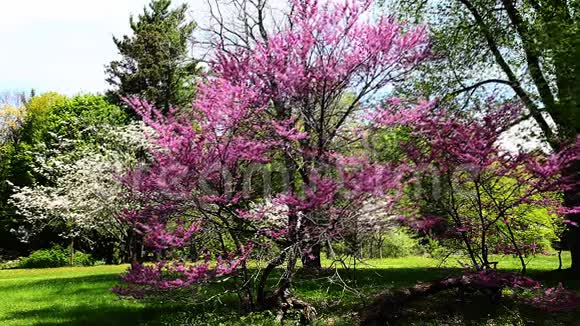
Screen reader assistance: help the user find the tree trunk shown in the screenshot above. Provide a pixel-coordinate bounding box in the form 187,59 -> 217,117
325,240 -> 336,260
564,158 -> 580,273
360,276 -> 464,325
360,273 -> 507,325
125,230 -> 144,263
568,227 -> 580,272
301,242 -> 321,270
558,248 -> 563,271
69,237 -> 75,266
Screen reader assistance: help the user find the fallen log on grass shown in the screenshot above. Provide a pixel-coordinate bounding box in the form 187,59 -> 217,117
359,270 -> 540,325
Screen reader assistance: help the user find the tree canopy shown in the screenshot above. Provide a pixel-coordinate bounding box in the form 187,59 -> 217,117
105,0 -> 200,115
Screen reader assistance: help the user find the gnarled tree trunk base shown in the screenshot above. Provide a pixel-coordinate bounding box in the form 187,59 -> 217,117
259,286 -> 316,323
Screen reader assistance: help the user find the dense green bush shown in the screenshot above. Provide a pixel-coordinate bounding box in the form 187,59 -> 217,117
420,238 -> 448,260
20,93 -> 127,146
380,228 -> 423,258
332,227 -> 425,259
73,251 -> 96,267
19,246 -> 69,268
18,246 -> 95,268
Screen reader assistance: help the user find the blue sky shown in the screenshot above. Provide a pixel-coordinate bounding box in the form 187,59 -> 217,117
0,0 -> 548,152
0,0 -> 193,96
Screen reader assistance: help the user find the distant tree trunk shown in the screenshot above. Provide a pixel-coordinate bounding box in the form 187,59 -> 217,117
301,243 -> 321,270
69,237 -> 75,266
558,248 -> 563,271
125,230 -> 144,263
377,237 -> 385,259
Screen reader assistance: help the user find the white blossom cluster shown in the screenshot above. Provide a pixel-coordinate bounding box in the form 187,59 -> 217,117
9,122 -> 152,244
248,198 -> 395,239
353,200 -> 397,235
248,199 -> 290,230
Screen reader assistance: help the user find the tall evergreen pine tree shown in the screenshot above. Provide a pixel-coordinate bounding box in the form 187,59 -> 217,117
106,0 -> 199,115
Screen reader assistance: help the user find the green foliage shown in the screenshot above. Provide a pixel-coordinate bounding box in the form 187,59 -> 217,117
18,246 -> 95,269
40,95 -> 127,141
515,207 -> 558,253
4,93 -> 127,189
20,92 -> 68,144
21,94 -> 127,147
3,93 -> 126,190
72,252 -> 96,267
19,246 -> 69,269
367,127 -> 411,163
386,0 -> 580,139
105,0 -> 200,114
379,228 -> 423,258
422,238 -> 448,260
334,227 -> 424,259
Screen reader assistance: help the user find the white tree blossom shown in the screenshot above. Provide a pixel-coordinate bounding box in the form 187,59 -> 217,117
9,122 -> 152,245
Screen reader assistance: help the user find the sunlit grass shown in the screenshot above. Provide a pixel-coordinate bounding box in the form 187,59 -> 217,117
0,254 -> 576,325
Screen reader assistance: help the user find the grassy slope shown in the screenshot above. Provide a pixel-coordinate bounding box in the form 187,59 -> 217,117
0,254 -> 577,325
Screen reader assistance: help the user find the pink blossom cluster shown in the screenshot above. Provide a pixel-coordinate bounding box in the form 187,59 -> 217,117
113,243 -> 252,296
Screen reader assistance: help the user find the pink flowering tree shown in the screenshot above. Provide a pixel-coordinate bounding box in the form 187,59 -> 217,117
114,0 -> 429,317
372,99 -> 580,274
212,0 -> 429,269
358,101 -> 580,325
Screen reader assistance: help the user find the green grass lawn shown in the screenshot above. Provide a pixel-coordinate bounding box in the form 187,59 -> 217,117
0,254 -> 578,325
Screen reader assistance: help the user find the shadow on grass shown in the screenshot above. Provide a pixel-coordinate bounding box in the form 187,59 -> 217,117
296,267 -> 580,325
2,267 -> 580,325
293,267 -> 462,299
4,305 -> 168,326
394,292 -> 580,326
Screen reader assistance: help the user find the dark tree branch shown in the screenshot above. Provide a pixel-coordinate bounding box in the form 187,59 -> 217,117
500,0 -> 557,111
445,79 -> 513,99
456,0 -> 557,149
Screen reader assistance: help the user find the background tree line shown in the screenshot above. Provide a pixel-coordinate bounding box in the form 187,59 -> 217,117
0,0 -> 200,263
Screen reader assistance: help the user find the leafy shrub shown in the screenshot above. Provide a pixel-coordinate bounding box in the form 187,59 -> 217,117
380,228 -> 422,258
331,227 -> 424,259
19,246 -> 69,268
73,251 -> 95,267
18,245 -> 96,268
421,238 -> 448,260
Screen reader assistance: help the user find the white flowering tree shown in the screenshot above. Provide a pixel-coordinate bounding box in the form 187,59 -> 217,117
9,122 -> 151,261
0,104 -> 26,144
